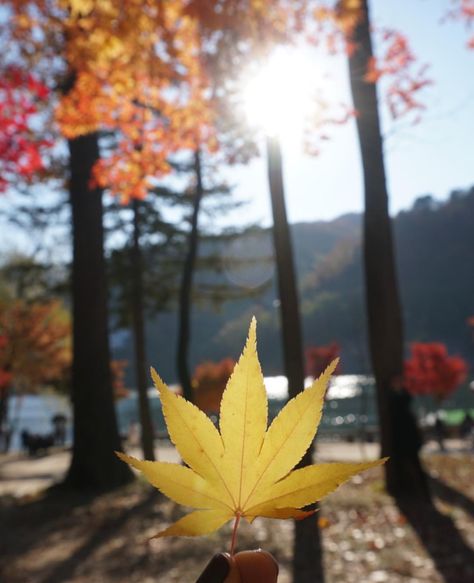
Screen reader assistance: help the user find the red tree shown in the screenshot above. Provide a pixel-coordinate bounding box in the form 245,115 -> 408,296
305,343 -> 341,379
404,342 -> 468,401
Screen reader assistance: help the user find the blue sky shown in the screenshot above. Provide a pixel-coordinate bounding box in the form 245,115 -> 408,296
228,0 -> 474,225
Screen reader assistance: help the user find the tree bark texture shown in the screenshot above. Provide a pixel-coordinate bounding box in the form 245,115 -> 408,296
347,0 -> 429,500
267,137 -> 324,583
176,149 -> 204,403
65,133 -> 132,490
130,199 -> 155,460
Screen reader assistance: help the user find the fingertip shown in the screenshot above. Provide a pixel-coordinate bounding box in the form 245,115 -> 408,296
234,549 -> 279,582
224,555 -> 241,582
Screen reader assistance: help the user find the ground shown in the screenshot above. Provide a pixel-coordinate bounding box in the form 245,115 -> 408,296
0,443 -> 473,582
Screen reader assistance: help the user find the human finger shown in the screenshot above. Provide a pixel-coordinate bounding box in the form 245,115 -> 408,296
196,553 -> 231,583
232,550 -> 278,582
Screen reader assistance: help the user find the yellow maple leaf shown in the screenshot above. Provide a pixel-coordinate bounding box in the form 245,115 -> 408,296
117,318 -> 386,546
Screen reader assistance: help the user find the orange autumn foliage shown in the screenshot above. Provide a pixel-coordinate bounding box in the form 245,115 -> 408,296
306,1 -> 431,125
447,0 -> 474,48
57,1 -> 218,203
7,0 -> 435,202
8,0 -> 218,202
61,0 -> 314,201
364,29 -> 432,121
110,359 -> 130,400
192,358 -> 236,414
0,299 -> 71,394
6,1 -> 368,202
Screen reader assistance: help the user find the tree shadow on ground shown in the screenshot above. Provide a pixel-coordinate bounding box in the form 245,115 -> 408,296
0,486 -> 99,563
0,482 -> 162,583
428,475 -> 474,518
396,492 -> 474,583
40,488 -> 159,583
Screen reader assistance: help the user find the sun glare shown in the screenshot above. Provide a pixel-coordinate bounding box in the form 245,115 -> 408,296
241,48 -> 318,141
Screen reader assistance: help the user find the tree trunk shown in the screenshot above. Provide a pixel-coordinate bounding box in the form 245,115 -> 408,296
65,133 -> 132,490
266,136 -> 324,583
347,0 -> 429,500
0,386 -> 11,453
130,198 -> 155,460
176,149 -> 204,402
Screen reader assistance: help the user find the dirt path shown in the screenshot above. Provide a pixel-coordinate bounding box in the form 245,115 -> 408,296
0,454 -> 473,582
1,440 -> 468,498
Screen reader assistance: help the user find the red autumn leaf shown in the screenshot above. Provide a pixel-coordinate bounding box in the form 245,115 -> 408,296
0,66 -> 51,192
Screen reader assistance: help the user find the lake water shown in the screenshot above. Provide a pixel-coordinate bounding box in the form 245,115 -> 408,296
6,375 -> 473,451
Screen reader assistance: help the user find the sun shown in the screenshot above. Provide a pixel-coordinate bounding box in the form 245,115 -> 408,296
241,47 -> 318,142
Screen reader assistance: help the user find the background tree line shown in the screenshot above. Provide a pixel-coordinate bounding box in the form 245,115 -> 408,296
110,187 -> 474,382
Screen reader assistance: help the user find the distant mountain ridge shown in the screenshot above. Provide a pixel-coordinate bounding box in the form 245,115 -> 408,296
113,188 -> 474,384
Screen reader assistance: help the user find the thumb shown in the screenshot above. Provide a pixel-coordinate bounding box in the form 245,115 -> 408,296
225,550 -> 279,583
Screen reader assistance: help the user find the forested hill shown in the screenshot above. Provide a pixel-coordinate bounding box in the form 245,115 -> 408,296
113,188 -> 474,383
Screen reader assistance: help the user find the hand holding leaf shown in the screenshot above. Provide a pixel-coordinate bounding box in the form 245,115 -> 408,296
117,318 -> 386,552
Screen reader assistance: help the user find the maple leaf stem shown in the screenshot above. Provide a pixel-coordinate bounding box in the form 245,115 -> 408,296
230,512 -> 241,556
